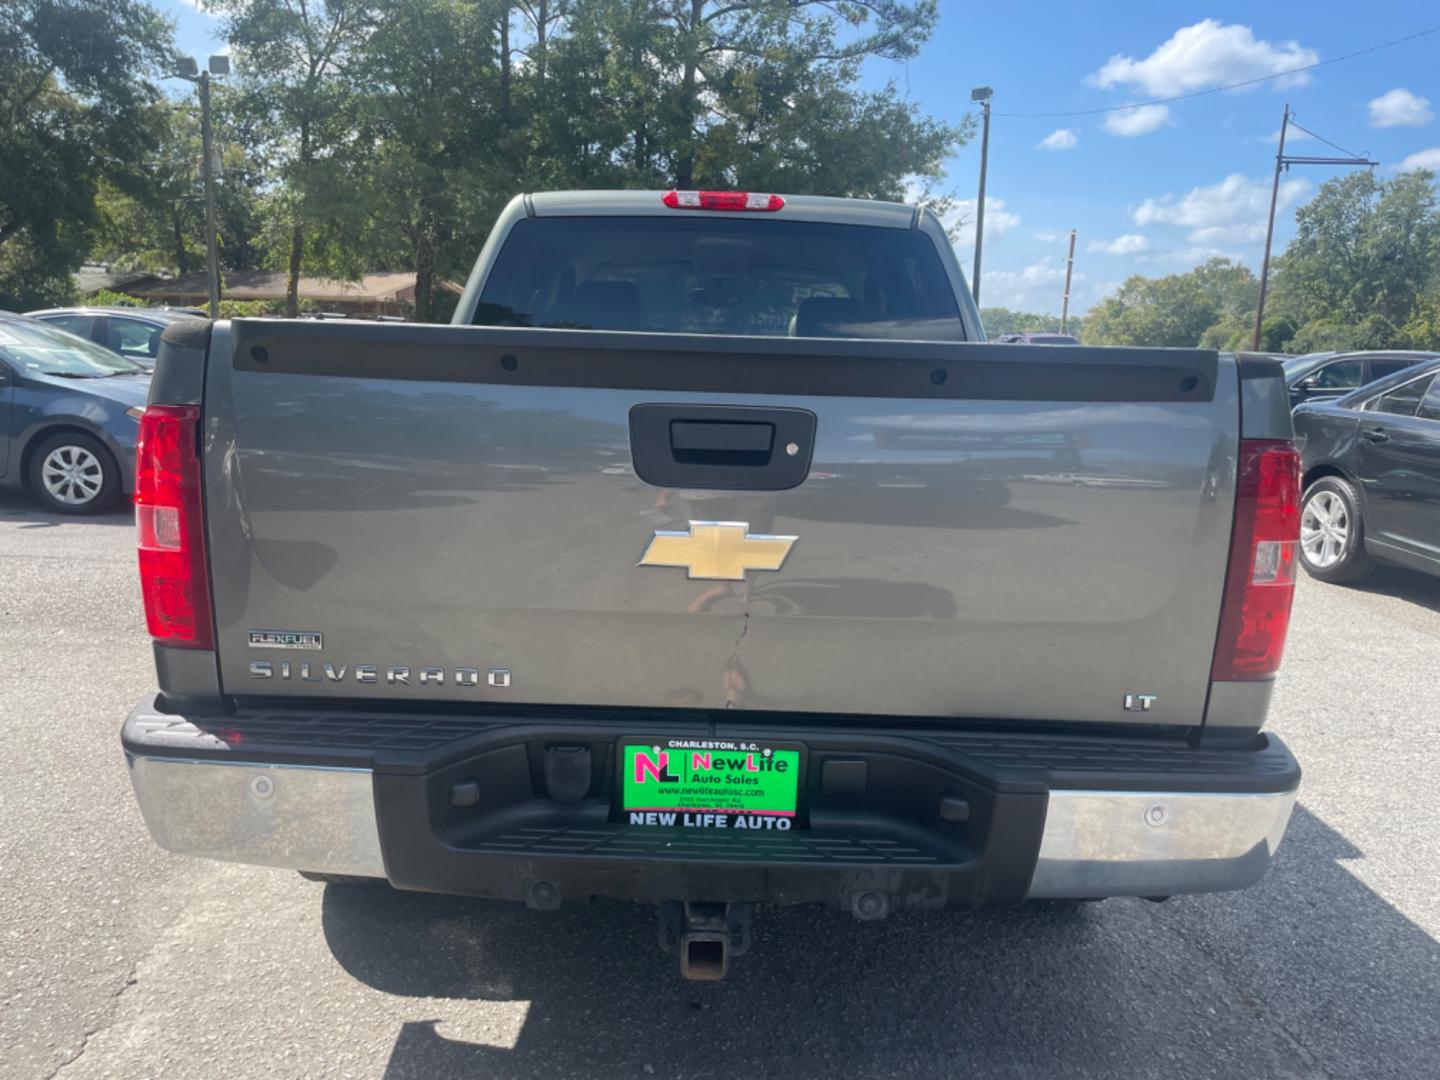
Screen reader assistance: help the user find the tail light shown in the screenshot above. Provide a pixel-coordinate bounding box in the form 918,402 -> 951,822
135,405 -> 213,649
1211,439 -> 1300,680
663,190 -> 785,212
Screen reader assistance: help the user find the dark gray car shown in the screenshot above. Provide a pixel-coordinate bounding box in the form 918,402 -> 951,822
994,331 -> 1079,344
26,307 -> 205,370
1293,357 -> 1440,583
1282,350 -> 1437,409
0,312 -> 150,513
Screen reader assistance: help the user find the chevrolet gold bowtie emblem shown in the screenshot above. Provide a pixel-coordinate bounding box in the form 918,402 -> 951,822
639,521 -> 797,581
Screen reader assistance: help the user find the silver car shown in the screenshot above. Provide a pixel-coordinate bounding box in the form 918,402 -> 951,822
26,307 -> 205,370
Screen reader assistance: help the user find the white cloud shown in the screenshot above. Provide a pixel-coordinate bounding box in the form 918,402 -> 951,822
1263,126 -> 1311,144
1090,20 -> 1318,96
1088,234 -> 1149,256
1037,128 -> 1078,151
1133,174 -> 1308,245
1171,246 -> 1246,266
903,180 -> 1020,247
1032,230 -> 1061,243
1084,280 -> 1122,306
1368,88 -> 1433,128
980,257 -> 1083,313
1103,104 -> 1172,137
1186,223 -> 1267,246
1399,147 -> 1440,173
933,197 -> 1021,248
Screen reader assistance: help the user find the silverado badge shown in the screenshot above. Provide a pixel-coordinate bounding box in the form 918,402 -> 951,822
639,521 -> 796,581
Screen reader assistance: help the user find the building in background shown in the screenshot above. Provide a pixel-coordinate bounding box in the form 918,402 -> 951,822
114,271 -> 459,318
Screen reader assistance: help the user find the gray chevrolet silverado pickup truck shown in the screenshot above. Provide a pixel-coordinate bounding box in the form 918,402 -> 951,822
123,190 -> 1302,978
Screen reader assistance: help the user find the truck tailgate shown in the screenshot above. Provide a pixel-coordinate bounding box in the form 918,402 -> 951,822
204,321 -> 1233,726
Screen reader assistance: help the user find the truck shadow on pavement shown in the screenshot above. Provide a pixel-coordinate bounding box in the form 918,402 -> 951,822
321,805 -> 1440,1079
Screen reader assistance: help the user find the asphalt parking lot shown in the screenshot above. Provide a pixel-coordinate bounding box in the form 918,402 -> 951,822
2,487 -> 1438,1080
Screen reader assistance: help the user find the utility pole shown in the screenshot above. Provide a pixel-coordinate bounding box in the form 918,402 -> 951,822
1252,103 -> 1376,350
970,87 -> 993,303
1253,105 -> 1289,353
174,55 -> 229,319
1061,229 -> 1077,334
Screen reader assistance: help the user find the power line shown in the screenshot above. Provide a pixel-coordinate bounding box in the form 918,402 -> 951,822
993,25 -> 1440,118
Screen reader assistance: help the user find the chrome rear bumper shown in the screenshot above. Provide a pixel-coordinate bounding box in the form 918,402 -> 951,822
126,755 -> 386,878
1026,788 -> 1297,898
125,751 -> 1297,898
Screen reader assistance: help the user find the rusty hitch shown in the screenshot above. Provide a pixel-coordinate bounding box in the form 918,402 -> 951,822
658,901 -> 753,980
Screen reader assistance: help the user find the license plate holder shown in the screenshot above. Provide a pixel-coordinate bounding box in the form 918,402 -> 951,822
617,738 -> 805,829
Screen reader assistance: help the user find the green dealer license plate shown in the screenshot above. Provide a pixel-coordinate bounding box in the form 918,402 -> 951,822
621,739 -> 802,830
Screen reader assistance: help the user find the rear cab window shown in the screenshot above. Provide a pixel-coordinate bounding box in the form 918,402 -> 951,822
473,216 -> 966,341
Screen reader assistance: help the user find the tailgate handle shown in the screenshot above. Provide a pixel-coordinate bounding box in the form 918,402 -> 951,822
629,405 -> 816,491
670,420 -> 774,460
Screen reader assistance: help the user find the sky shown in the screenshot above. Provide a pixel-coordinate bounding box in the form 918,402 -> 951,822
154,1 -> 1440,316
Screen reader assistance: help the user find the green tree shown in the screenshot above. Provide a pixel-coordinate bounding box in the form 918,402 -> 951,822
352,0 -> 510,320
1398,286 -> 1440,350
536,0 -> 965,198
1196,316 -> 1248,351
347,0 -> 967,321
1258,313 -> 1298,352
0,0 -> 176,307
1268,169 -> 1440,333
1289,314 -> 1400,354
1079,173 -> 1439,352
88,94 -> 264,277
980,307 -> 1083,339
1083,259 -> 1256,348
209,0 -> 376,314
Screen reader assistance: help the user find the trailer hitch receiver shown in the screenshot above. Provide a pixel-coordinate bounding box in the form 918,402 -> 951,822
658,901 -> 753,981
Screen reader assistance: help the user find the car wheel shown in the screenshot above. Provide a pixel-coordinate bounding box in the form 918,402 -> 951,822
1299,476 -> 1377,584
26,431 -> 121,514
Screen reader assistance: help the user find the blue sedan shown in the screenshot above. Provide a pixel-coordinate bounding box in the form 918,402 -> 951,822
0,312 -> 151,513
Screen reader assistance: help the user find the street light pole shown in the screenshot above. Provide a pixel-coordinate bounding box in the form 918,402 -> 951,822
970,87 -> 993,304
199,70 -> 219,320
173,55 -> 228,319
